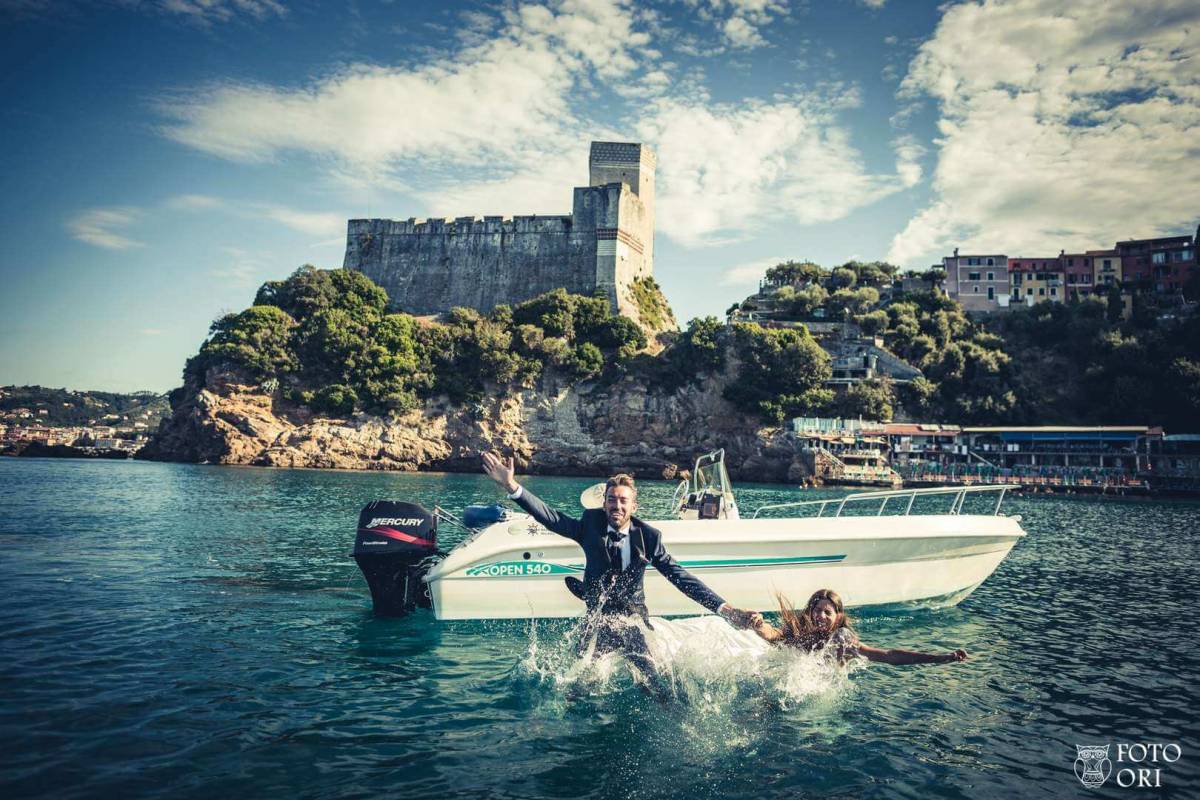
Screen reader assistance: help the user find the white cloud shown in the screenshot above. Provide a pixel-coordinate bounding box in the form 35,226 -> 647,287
257,205 -> 345,237
720,254 -> 786,286
158,0 -> 287,25
211,246 -> 269,287
159,0 -> 646,167
67,207 -> 144,250
892,135 -> 924,188
722,16 -> 766,49
138,328 -> 165,336
681,0 -> 788,51
167,193 -> 224,210
159,0 -> 899,250
859,0 -> 887,8
169,193 -> 348,239
639,96 -> 904,247
889,0 -> 1200,267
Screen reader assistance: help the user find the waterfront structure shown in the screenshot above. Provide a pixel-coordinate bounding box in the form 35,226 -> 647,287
957,426 -> 1159,474
943,249 -> 1010,311
883,423 -> 961,466
1143,434 -> 1200,493
1007,256 -> 1064,307
343,141 -> 656,322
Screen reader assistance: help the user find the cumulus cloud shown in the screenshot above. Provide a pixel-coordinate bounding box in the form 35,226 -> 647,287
888,0 -> 1200,267
67,207 -> 144,250
160,0 -> 900,249
159,0 -> 645,167
680,0 -> 788,51
640,96 -> 904,247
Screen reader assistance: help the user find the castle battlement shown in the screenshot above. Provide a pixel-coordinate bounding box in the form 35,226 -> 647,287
344,142 -> 656,322
347,214 -> 576,237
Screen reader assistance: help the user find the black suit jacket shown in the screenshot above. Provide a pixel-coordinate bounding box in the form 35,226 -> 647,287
513,486 -> 725,615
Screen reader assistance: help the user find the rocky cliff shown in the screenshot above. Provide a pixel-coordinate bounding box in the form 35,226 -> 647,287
139,366 -> 819,484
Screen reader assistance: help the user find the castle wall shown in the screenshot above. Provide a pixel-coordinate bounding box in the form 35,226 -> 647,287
343,141 -> 656,320
344,215 -> 597,315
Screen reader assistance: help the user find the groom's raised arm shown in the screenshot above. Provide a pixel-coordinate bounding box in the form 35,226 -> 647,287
481,451 -> 584,543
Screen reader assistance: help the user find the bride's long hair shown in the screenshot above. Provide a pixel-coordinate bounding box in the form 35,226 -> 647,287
776,588 -> 850,651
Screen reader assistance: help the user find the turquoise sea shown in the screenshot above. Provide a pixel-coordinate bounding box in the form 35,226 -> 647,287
1,458 -> 1198,799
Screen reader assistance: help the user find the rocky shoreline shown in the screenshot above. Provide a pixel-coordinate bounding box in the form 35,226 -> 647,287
137,367 -> 822,484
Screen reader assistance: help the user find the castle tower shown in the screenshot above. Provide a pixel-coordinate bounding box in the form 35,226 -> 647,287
344,140 -> 658,323
581,142 -> 656,319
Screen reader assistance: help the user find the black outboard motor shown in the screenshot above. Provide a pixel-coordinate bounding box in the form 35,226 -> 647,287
353,501 -> 439,616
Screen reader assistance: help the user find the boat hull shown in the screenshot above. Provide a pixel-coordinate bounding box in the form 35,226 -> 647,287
424,513 -> 1025,621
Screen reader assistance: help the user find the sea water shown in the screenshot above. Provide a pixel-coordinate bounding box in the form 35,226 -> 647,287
1,458 -> 1197,799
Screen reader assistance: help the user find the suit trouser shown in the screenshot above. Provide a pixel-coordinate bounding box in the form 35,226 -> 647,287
577,610 -> 660,682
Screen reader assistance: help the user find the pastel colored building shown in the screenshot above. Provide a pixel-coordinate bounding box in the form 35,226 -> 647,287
1007,256 -> 1064,306
1088,249 -> 1122,289
1058,251 -> 1095,300
1116,233 -> 1195,294
943,249 -> 1009,312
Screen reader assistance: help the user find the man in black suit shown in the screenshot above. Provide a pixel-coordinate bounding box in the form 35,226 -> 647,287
481,452 -> 752,688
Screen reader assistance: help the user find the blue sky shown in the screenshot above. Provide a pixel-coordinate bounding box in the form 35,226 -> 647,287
1,0 -> 1196,392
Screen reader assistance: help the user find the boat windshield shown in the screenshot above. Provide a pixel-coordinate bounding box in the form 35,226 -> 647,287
674,449 -> 740,520
693,450 -> 732,496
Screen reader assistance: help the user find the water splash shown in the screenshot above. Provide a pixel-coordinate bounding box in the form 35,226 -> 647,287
515,615 -> 856,711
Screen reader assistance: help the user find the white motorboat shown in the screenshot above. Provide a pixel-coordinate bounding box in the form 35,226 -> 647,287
352,450 -> 1026,620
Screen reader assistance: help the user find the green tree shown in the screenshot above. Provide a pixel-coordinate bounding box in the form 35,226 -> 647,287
831,267 -> 857,288
513,288 -> 575,338
200,305 -> 298,380
724,323 -> 833,423
856,310 -> 889,336
835,377 -> 895,421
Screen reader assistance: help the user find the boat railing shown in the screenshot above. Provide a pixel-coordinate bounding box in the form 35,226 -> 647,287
750,484 -> 1012,519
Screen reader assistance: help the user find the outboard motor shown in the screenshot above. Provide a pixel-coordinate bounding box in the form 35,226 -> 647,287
353,501 -> 438,616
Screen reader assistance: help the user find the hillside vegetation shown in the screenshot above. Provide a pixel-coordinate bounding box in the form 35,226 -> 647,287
187,266 -> 651,416
1,385 -> 169,427
181,263 -> 1200,432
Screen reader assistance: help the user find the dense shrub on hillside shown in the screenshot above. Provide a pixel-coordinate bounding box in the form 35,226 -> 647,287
645,315 -> 728,390
988,298 -> 1200,430
185,268 -> 653,415
723,323 -> 833,424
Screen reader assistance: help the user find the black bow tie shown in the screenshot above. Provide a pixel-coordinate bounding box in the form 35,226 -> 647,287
607,527 -> 627,541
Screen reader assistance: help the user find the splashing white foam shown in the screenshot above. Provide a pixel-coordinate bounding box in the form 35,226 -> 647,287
517,615 -> 857,708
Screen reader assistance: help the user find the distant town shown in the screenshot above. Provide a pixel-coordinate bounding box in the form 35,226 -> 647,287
940,230 -> 1197,315
0,386 -> 170,457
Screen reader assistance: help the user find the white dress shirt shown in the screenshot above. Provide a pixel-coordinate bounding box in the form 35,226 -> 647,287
509,484 -> 630,569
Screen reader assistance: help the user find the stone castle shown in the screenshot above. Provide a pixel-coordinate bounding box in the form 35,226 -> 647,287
343,142 -> 656,321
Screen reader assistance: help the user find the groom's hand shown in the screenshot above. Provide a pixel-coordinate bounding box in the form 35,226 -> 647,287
718,604 -> 758,630
481,451 -> 519,493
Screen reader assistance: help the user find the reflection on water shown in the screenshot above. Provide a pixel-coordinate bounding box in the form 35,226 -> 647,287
1,458 -> 1199,799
